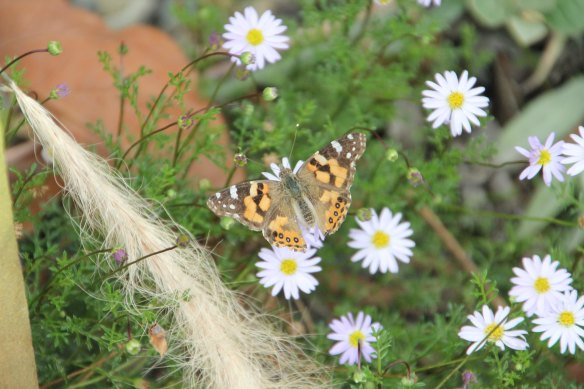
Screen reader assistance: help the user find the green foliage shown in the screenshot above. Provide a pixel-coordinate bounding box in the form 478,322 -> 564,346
4,0 -> 584,387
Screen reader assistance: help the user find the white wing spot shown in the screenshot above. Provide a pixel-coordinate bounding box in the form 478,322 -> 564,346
347,134 -> 354,140
229,204 -> 236,210
230,185 -> 238,199
346,152 -> 352,158
352,147 -> 356,151
331,140 -> 342,153
222,204 -> 227,208
215,193 -> 221,198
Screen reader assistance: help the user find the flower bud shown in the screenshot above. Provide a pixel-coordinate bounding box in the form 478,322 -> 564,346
177,115 -> 193,130
407,168 -> 424,187
234,153 -> 248,167
49,84 -> 70,100
385,148 -> 398,162
199,178 -> 211,191
112,249 -> 128,264
220,216 -> 236,230
208,32 -> 223,49
262,87 -> 278,101
125,339 -> 141,355
176,234 -> 190,248
357,208 -> 372,222
118,42 -> 128,55
352,370 -> 366,383
239,51 -> 255,65
47,41 -> 63,56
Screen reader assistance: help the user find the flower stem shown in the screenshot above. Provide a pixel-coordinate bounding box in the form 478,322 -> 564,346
0,49 -> 49,75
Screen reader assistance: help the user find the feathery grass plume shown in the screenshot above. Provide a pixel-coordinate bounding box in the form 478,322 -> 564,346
7,79 -> 327,388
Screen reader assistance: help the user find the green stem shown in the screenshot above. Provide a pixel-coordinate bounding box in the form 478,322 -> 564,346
30,248 -> 113,310
5,97 -> 51,140
443,204 -> 577,227
12,166 -> 41,206
102,245 -> 177,280
434,356 -> 469,389
463,160 -> 525,168
176,63 -> 236,161
134,51 -> 234,161
415,356 -> 476,372
0,48 -> 49,75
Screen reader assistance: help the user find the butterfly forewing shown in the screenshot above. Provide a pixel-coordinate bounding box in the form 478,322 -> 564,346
297,132 -> 367,235
207,180 -> 276,231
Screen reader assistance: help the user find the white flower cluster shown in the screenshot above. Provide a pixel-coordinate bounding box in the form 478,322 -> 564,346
459,255 -> 584,355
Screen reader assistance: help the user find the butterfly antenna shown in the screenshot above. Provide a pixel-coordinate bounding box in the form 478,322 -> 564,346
288,125 -> 299,160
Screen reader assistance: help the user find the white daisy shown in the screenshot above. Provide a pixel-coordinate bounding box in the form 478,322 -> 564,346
458,305 -> 529,355
348,208 -> 415,274
255,246 -> 321,300
508,255 -> 573,317
261,157 -> 303,181
222,6 -> 289,71
328,312 -> 381,365
418,0 -> 442,7
561,126 -> 584,176
532,290 -> 584,354
421,70 -> 489,137
515,133 -> 565,187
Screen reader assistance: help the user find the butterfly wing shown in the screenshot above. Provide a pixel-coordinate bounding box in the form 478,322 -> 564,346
207,180 -> 308,251
262,206 -> 307,251
207,180 -> 276,231
297,132 -> 367,235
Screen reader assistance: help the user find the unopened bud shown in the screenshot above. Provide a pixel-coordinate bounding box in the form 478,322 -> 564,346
240,51 -> 255,65
262,87 -> 278,101
199,178 -> 211,191
176,234 -> 190,248
385,148 -> 398,162
49,84 -> 70,100
178,115 -> 193,130
352,370 -> 366,383
220,216 -> 236,230
125,339 -> 141,355
112,249 -> 128,264
234,153 -> 248,167
47,41 -> 63,56
407,168 -> 424,187
357,208 -> 373,222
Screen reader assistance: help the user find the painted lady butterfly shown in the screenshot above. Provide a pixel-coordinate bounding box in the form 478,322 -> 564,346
207,133 -> 367,251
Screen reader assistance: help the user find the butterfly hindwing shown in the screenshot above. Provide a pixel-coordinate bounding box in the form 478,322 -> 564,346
207,180 -> 276,231
262,207 -> 307,251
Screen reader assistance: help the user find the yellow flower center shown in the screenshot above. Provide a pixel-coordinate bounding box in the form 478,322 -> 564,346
537,149 -> 552,166
246,28 -> 264,46
534,277 -> 550,294
559,311 -> 575,327
484,323 -> 504,341
371,231 -> 390,249
447,91 -> 465,109
280,259 -> 298,275
349,330 -> 365,348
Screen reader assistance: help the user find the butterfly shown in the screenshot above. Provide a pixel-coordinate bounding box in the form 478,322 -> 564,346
207,132 -> 367,251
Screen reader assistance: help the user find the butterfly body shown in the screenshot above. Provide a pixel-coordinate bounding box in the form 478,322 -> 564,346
207,133 -> 367,251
